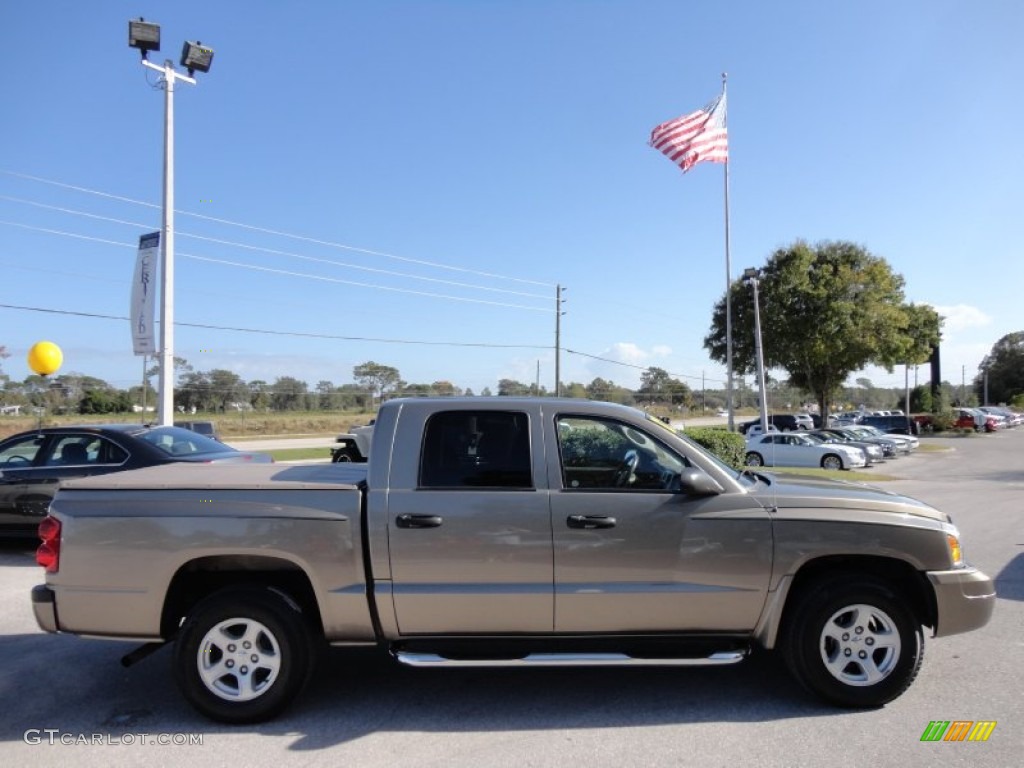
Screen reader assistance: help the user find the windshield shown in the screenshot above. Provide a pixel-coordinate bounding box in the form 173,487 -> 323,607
136,426 -> 231,457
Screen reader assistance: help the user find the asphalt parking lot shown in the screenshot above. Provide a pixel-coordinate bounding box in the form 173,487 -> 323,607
0,430 -> 1020,767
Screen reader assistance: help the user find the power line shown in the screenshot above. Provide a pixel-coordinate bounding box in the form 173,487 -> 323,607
0,195 -> 552,300
0,301 -> 724,386
0,220 -> 552,311
2,169 -> 554,287
0,302 -> 551,350
565,348 -> 726,386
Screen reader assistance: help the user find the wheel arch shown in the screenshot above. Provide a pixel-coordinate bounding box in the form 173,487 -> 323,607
758,554 -> 936,649
161,555 -> 324,639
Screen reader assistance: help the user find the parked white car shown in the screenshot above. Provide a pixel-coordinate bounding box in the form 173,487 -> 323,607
979,406 -> 1022,427
851,425 -> 919,451
744,432 -> 867,470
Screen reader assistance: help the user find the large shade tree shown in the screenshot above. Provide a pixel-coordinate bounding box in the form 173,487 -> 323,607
704,240 -> 942,421
353,361 -> 401,405
637,367 -> 694,408
975,332 -> 1024,405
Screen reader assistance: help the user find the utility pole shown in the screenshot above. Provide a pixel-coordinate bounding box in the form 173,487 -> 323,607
555,284 -> 565,397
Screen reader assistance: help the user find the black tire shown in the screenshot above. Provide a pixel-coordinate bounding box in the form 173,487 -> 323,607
745,452 -> 764,467
173,586 -> 316,723
332,447 -> 357,463
820,454 -> 843,470
782,575 -> 923,708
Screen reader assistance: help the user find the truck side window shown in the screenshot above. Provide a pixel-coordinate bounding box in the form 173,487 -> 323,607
419,411 -> 532,489
557,415 -> 687,491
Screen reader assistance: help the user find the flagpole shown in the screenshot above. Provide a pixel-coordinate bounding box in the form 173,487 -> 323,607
722,72 -> 735,431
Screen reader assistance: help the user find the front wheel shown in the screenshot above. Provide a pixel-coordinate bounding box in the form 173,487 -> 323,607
174,586 -> 316,723
820,454 -> 843,470
782,576 -> 923,708
744,452 -> 764,467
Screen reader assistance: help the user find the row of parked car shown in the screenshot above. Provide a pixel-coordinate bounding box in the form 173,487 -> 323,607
744,424 -> 918,471
942,406 -> 1023,432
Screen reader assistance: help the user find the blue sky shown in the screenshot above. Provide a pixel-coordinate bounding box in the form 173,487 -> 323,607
2,1 -> 1021,398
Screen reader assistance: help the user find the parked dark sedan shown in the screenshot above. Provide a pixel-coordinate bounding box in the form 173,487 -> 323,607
0,425 -> 271,537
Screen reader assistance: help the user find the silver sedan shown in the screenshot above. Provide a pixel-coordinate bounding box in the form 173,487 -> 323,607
744,432 -> 867,470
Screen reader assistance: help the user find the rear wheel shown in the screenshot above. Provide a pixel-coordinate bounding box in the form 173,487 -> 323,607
782,576 -> 923,707
745,452 -> 764,467
332,447 -> 357,463
174,586 -> 316,723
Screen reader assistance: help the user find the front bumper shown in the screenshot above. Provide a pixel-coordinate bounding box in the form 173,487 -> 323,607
927,567 -> 996,637
32,584 -> 58,633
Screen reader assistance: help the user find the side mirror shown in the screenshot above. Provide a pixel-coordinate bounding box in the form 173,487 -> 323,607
676,467 -> 724,496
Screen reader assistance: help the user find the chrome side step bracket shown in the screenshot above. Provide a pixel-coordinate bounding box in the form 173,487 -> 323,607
393,650 -> 746,668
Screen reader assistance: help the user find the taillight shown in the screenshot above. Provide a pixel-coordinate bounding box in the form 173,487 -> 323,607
36,515 -> 61,573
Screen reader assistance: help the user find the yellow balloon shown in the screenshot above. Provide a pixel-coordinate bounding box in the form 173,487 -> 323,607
27,341 -> 63,376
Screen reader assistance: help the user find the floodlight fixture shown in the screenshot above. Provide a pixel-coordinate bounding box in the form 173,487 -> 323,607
742,267 -> 760,280
180,41 -> 214,76
128,18 -> 160,58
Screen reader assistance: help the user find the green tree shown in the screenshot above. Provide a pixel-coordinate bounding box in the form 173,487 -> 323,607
336,383 -> 371,411
585,377 -> 634,405
497,379 -> 531,396
146,356 -> 193,385
975,331 -> 1024,405
270,376 -> 308,411
177,371 -> 212,412
353,361 -> 401,405
900,384 -> 932,413
78,389 -> 113,414
562,382 -> 588,399
431,380 -> 460,396
704,240 -> 942,421
315,380 -> 342,410
637,367 -> 693,408
208,369 -> 247,412
248,380 -> 270,411
402,383 -> 433,397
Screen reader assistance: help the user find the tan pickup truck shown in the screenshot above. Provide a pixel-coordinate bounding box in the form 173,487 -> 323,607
31,397 -> 994,723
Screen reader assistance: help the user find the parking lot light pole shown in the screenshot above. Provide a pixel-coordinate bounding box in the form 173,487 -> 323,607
743,268 -> 770,434
128,19 -> 213,425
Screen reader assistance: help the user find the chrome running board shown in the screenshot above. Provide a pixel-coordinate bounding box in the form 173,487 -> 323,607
393,650 -> 746,668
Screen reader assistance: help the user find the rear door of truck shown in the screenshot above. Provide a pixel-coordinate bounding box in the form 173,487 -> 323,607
382,402 -> 553,634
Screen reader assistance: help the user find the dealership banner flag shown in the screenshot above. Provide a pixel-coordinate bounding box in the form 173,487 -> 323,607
130,232 -> 159,356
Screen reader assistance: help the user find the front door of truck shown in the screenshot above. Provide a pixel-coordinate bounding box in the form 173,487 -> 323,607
387,409 -> 553,634
550,413 -> 771,633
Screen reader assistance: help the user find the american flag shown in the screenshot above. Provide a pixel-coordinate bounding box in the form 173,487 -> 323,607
650,93 -> 728,173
